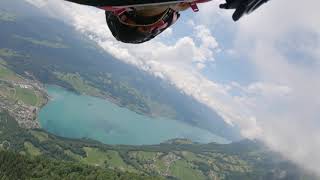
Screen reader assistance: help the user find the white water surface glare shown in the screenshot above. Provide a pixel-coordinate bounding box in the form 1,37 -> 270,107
39,85 -> 229,145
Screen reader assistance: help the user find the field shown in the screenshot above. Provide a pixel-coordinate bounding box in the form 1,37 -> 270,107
30,131 -> 49,142
13,35 -> 69,49
0,63 -> 22,81
0,83 -> 43,107
81,147 -> 110,166
170,159 -> 206,180
0,62 -> 45,107
55,72 -> 103,97
69,147 -> 137,172
24,141 -> 41,156
0,11 -> 16,22
0,48 -> 23,58
15,87 -> 38,106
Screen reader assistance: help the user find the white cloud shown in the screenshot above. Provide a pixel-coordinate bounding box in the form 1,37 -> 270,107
159,27 -> 173,37
231,0 -> 320,175
25,0 -> 320,176
196,62 -> 205,70
196,0 -> 228,26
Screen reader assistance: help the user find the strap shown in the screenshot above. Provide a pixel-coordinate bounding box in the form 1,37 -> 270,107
189,0 -> 212,12
99,7 -> 132,16
114,8 -> 127,15
189,2 -> 199,12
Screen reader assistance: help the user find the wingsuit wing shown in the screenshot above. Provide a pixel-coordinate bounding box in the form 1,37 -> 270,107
219,0 -> 270,21
65,0 -> 188,7
65,0 -> 270,21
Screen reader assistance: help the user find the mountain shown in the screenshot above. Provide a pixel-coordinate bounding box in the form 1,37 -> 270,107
0,0 -> 240,141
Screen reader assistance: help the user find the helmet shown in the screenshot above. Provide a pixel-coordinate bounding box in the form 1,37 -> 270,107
106,9 -> 179,44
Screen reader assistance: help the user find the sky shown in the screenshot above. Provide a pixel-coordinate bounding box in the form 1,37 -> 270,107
26,0 -> 320,175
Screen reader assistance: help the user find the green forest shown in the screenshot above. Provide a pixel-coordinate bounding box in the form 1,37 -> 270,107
0,150 -> 164,180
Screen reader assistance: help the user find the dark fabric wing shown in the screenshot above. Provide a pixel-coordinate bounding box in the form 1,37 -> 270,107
65,0 -> 185,7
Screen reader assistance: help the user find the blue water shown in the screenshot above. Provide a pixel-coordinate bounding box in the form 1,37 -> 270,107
39,85 -> 229,145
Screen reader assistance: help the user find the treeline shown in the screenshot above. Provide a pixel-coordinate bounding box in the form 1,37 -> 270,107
0,150 -> 164,180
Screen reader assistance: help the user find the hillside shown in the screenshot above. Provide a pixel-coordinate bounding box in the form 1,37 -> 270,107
0,150 -> 164,180
0,111 -> 317,180
0,56 -> 48,128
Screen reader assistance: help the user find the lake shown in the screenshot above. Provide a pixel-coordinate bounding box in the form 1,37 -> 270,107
39,85 -> 229,145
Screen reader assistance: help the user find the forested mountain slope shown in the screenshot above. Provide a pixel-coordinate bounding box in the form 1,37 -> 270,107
0,111 -> 317,180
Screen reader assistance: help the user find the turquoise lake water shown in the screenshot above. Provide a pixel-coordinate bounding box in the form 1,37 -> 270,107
39,85 -> 229,145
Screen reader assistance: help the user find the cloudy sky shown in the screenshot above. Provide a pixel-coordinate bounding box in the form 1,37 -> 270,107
26,0 -> 320,175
